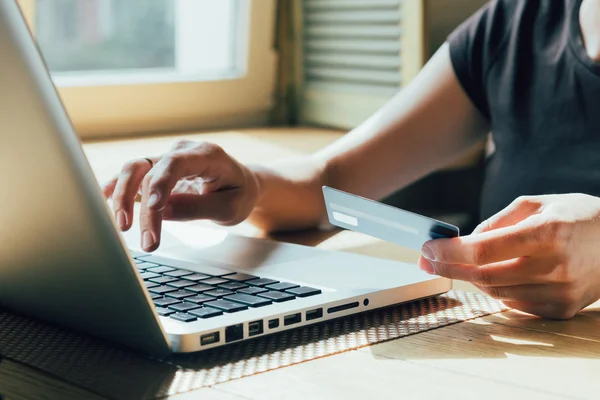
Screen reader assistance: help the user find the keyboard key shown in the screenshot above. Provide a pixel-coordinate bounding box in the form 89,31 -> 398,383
189,307 -> 223,319
226,273 -> 259,282
205,288 -> 235,298
206,300 -> 248,313
149,285 -> 178,295
286,286 -> 322,298
139,255 -> 235,277
247,278 -> 279,287
166,280 -> 197,289
186,284 -> 214,293
146,266 -> 177,274
134,259 -> 147,264
191,265 -> 235,277
136,262 -> 160,270
202,278 -> 229,285
164,269 -> 194,278
140,272 -> 160,280
154,297 -> 181,307
258,291 -> 295,302
184,294 -> 217,305
156,307 -> 175,316
144,281 -> 160,289
150,293 -> 162,300
225,293 -> 272,307
218,282 -> 248,291
149,276 -> 178,285
266,282 -> 299,291
136,262 -> 161,270
170,312 -> 197,323
169,302 -> 201,312
182,273 -> 211,282
165,290 -> 196,300
238,286 -> 268,295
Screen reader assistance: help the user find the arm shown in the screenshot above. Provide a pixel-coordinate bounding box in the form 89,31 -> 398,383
247,43 -> 490,231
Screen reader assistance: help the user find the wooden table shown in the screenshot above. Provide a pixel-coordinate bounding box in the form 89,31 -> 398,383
2,128 -> 600,400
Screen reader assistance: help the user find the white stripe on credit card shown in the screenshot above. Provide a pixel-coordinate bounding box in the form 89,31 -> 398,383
329,202 -> 419,235
332,211 -> 358,226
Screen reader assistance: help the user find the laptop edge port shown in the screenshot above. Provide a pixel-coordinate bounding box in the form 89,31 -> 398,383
248,320 -> 264,336
284,313 -> 301,326
225,324 -> 244,343
327,301 -> 359,314
306,308 -> 323,321
200,331 -> 220,346
268,318 -> 279,329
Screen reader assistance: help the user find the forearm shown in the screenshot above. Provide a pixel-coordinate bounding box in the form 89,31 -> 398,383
246,155 -> 329,232
246,44 -> 489,233
316,43 -> 490,202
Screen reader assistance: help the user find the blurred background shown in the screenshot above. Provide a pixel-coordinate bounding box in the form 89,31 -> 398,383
19,0 -> 489,233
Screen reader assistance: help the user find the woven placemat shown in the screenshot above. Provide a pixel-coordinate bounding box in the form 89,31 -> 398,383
0,290 -> 507,400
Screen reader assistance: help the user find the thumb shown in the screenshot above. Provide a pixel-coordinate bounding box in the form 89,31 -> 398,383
473,196 -> 542,234
163,190 -> 245,224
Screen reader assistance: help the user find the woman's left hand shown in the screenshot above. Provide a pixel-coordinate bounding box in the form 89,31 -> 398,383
419,193 -> 600,319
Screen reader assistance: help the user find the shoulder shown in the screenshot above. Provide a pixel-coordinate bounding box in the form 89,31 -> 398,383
448,0 -> 522,60
449,0 -> 572,62
446,0 -> 572,119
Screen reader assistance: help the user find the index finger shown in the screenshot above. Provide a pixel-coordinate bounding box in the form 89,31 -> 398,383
422,221 -> 542,266
138,148 -> 215,251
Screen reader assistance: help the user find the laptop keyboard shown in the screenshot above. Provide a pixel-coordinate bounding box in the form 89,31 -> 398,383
131,253 -> 322,323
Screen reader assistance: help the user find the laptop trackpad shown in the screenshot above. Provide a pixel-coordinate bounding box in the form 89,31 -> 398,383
252,252 -> 434,291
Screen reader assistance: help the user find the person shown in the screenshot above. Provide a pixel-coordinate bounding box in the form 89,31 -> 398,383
103,0 -> 600,320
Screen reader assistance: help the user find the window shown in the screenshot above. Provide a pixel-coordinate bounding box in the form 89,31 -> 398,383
18,0 -> 277,138
35,0 -> 242,86
37,0 -> 178,74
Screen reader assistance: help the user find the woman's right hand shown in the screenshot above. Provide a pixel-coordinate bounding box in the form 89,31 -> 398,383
102,140 -> 261,252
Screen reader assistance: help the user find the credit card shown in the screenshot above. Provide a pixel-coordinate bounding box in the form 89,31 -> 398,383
322,186 -> 459,251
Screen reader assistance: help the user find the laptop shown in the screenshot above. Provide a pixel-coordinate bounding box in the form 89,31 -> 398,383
0,0 -> 451,356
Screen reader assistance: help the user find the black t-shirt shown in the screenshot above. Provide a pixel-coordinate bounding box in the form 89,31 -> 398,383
448,0 -> 600,221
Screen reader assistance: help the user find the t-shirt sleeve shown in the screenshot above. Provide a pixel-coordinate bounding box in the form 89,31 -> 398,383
447,0 -> 517,120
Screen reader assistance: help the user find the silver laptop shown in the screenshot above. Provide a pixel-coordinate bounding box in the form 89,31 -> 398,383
0,0 -> 451,356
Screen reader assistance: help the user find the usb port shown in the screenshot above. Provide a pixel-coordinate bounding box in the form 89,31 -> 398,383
248,320 -> 264,336
200,331 -> 220,346
306,308 -> 323,321
284,313 -> 301,326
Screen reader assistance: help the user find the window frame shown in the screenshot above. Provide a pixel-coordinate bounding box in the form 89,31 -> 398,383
17,0 -> 277,139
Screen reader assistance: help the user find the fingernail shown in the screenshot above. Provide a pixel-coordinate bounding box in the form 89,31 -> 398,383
142,230 -> 156,250
421,244 -> 436,261
163,203 -> 173,219
116,210 -> 128,230
420,259 -> 435,274
147,192 -> 160,208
